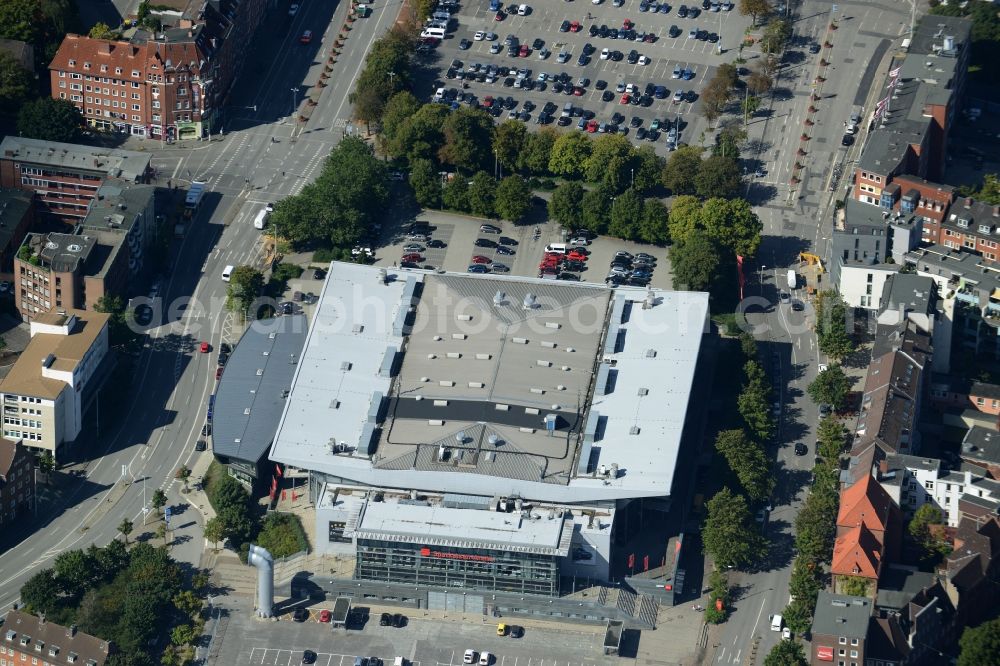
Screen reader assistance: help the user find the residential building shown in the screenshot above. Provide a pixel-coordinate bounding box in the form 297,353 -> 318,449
263,262 -> 709,591
48,0 -> 269,140
832,474 -> 903,594
13,180 -> 157,320
874,453 -> 941,518
0,136 -> 152,222
831,199 -> 899,309
929,468 -> 1000,527
0,189 -> 34,277
0,608 -> 110,665
928,379 -> 1000,421
931,197 -> 1000,262
0,438 -> 34,528
942,515 -> 1000,629
866,580 -> 955,666
810,592 -> 872,666
959,425 -> 1000,479
0,310 -> 110,462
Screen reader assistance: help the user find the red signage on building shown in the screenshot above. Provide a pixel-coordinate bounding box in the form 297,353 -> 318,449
816,646 -> 834,662
419,547 -> 494,563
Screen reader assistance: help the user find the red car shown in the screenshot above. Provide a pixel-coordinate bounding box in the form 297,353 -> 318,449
623,19 -> 634,29
215,366 -> 224,380
495,10 -> 505,20
619,93 -> 631,105
200,341 -> 210,353
586,120 -> 599,132
519,44 -> 529,57
300,30 -> 313,44
567,251 -> 589,261
483,96 -> 495,108
570,20 -> 581,32
572,87 -> 585,96
401,252 -> 423,262
471,255 -> 492,264
319,609 -> 332,623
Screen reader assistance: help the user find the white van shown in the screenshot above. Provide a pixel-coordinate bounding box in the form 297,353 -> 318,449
517,4 -> 529,15
786,269 -> 796,290
544,243 -> 567,254
770,614 -> 783,632
433,87 -> 445,102
421,27 -> 445,38
253,208 -> 269,230
221,265 -> 234,282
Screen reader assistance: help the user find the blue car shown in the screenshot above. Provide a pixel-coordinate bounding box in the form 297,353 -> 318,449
683,68 -> 695,80
468,264 -> 489,273
654,85 -> 667,99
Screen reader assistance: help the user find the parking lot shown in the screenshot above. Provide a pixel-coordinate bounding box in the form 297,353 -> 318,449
374,209 -> 672,289
416,0 -> 753,154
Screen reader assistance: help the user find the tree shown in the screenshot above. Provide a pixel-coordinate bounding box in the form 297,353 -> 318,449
0,0 -> 42,44
748,69 -> 774,96
519,128 -> 557,174
408,158 -> 442,209
714,429 -> 774,502
739,0 -> 772,27
700,198 -> 762,257
227,266 -> 264,314
696,156 -> 744,199
763,640 -> 807,666
380,92 -> 423,158
175,465 -> 191,491
88,22 -> 118,39
549,182 -> 585,229
467,171 -> 497,218
170,624 -> 197,647
662,145 -> 702,195
20,569 -> 61,616
413,0 -> 435,19
795,490 -> 839,563
761,19 -> 791,54
958,618 -> 1000,666
713,123 -> 747,159
17,98 -> 83,142
738,380 -> 772,442
492,120 -> 527,172
439,107 -> 494,172
94,294 -> 136,345
704,568 -> 731,624
632,146 -> 666,194
37,450 -> 55,483
53,549 -> 96,599
581,184 -> 614,234
607,189 -> 644,240
118,518 -> 134,545
667,195 -> 703,245
841,575 -> 870,597
442,175 -> 470,212
909,503 -> 951,563
391,103 -> 448,164
548,132 -> 592,179
155,523 -> 168,548
702,488 -> 764,569
585,134 -> 633,190
816,291 -> 856,360
782,596 -> 814,636
204,516 -> 226,550
808,365 -> 851,409
670,230 -> 719,291
699,78 -> 731,125
788,557 -> 822,607
740,332 -> 759,360
352,86 -> 386,130
495,175 -> 531,222
816,416 -> 846,461
638,199 -> 670,245
150,489 -> 167,517
0,51 -> 32,120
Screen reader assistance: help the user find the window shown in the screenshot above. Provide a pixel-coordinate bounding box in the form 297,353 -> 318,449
925,481 -> 934,490
839,649 -> 846,656
850,651 -> 858,658
850,638 -> 858,646
977,397 -> 985,406
839,637 -> 847,645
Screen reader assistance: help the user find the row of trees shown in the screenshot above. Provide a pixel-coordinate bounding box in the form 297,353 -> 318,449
780,416 -> 847,634
351,25 -> 416,128
807,364 -> 852,411
669,196 -> 763,293
411,167 -> 533,221
19,540 -> 202,665
549,182 -> 669,244
815,290 -> 856,361
268,136 -> 389,249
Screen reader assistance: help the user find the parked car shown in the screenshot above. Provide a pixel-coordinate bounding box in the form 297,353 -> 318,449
480,223 -> 502,233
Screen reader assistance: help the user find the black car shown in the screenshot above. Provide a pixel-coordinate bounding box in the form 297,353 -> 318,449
644,82 -> 655,96
475,237 -> 497,247
809,42 -> 821,54
532,38 -> 544,49
595,79 -> 608,90
791,300 -> 805,312
602,90 -> 614,102
794,442 -> 808,456
563,260 -> 586,271
509,625 -> 525,638
636,127 -> 648,140
841,134 -> 855,147
220,342 -> 233,354
392,614 -> 408,628
293,608 -> 309,622
380,612 -> 392,626
611,112 -> 624,125
558,115 -> 572,126
639,94 -> 653,107
630,116 -> 642,127
427,239 -> 447,248
459,38 -> 472,50
589,24 -> 599,37
677,5 -> 688,17
557,272 -> 580,281
583,42 -> 595,56
303,650 -> 318,665
560,19 -> 571,32
313,268 -> 327,279
707,32 -> 718,43
480,223 -> 502,233
497,245 -> 516,255
369,659 -> 382,666
627,49 -> 639,64
202,423 -> 212,437
577,53 -> 590,66
195,440 -> 207,452
522,101 -> 535,112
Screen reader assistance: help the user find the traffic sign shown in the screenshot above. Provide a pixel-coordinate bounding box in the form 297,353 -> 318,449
165,506 -> 172,524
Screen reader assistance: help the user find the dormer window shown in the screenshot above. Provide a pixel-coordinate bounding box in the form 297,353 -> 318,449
83,61 -> 91,70
48,645 -> 59,657
980,225 -> 991,234
115,67 -> 122,74
957,218 -> 969,228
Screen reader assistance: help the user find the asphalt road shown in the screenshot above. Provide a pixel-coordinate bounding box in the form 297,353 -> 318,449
0,0 -> 399,615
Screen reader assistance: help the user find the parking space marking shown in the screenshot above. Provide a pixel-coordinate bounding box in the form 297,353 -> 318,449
249,648 -> 423,666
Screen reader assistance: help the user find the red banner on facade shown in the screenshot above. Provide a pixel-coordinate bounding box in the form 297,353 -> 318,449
816,646 -> 833,662
627,553 -> 635,568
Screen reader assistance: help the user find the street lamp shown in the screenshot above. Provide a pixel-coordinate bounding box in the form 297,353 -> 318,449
388,71 -> 396,89
290,87 -> 298,117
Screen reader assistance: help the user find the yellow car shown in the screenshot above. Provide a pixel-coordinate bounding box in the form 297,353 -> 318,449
496,623 -> 507,636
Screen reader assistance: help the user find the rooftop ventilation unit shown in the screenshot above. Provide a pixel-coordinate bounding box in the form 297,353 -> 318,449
456,430 -> 467,444
378,268 -> 388,284
643,289 -> 655,309
637,388 -> 649,396
523,293 -> 537,310
493,291 -> 506,306
943,35 -> 955,52
488,433 -> 501,446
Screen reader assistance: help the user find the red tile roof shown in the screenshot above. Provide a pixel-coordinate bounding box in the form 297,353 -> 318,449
838,472 -> 896,533
48,34 -> 151,76
832,523 -> 884,579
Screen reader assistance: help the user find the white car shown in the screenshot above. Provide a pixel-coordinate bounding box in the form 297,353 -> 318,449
463,652 -> 476,665
474,30 -> 486,40
782,627 -> 792,640
288,3 -> 299,15
538,48 -> 550,59
592,0 -> 603,3
638,55 -> 650,65
600,47 -> 610,60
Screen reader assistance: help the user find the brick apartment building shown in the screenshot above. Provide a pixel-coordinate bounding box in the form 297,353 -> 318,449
0,136 -> 151,222
49,0 -> 268,140
0,438 -> 34,528
810,592 -> 872,666
0,189 -> 34,278
0,609 -> 110,666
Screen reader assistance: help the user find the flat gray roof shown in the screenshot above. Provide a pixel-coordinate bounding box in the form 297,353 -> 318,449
0,136 -> 150,183
355,499 -> 573,556
213,315 -> 308,465
269,264 -> 708,504
811,592 -> 873,638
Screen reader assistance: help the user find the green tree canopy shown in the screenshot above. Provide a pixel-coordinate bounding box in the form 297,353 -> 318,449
443,174 -> 470,212
763,639 -> 807,666
548,132 -> 592,179
408,158 -> 442,209
702,487 -> 765,570
670,229 -> 719,291
700,197 -> 762,257
0,0 -> 42,44
714,429 -> 774,502
631,146 -> 666,194
581,183 -> 614,234
807,364 -> 851,409
584,134 -> 633,189
607,189 -> 644,240
638,199 -> 670,245
467,171 -> 496,217
204,516 -> 226,549
662,145 -> 703,195
495,174 -> 531,222
493,120 -> 527,172
0,50 -> 33,120
17,98 -> 83,142
667,195 -> 703,245
88,22 -> 119,39
227,265 -> 264,314
696,155 -> 744,199
958,617 -> 1000,666
20,569 -> 61,616
739,0 -> 772,26
439,107 -> 494,172
518,127 -> 557,174
816,291 -> 856,360
380,91 -> 424,158
549,182 -> 585,229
